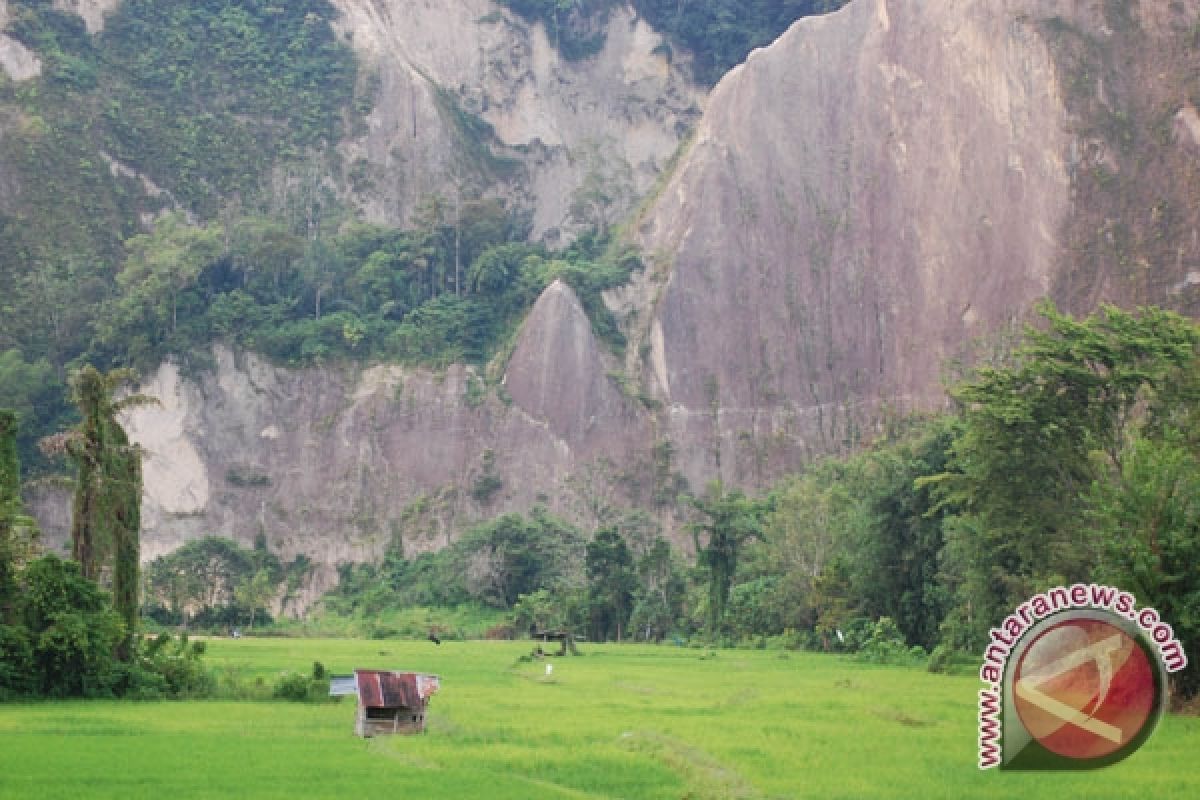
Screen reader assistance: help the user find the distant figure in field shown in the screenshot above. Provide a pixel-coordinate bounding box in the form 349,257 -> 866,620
428,632 -> 441,645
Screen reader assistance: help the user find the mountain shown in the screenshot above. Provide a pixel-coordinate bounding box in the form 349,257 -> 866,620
12,0 -> 1200,608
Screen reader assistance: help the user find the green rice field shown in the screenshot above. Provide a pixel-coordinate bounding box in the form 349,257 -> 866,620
1,639 -> 1197,799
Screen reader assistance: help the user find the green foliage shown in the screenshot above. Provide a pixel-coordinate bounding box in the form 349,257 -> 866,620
0,353 -> 73,478
0,1 -> 364,380
11,554 -> 125,697
457,509 -> 585,608
134,632 -> 215,699
924,302 -> 1200,650
470,448 -> 504,504
1088,433 -> 1200,697
585,526 -> 636,640
142,535 -> 286,629
94,0 -> 357,217
687,482 -> 767,636
0,623 -> 35,697
0,411 -> 38,628
851,617 -> 926,666
272,660 -> 331,702
52,365 -> 146,660
80,201 -> 639,374
499,1 -> 850,84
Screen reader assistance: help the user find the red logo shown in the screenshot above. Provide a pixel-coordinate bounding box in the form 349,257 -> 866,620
1013,618 -> 1157,760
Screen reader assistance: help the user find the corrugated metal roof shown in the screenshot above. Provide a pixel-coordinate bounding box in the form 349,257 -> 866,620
329,675 -> 357,696
354,670 -> 440,709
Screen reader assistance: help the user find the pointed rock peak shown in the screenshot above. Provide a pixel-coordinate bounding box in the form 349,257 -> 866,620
504,279 -> 627,443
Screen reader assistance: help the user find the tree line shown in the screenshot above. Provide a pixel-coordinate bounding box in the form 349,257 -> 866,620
3,302 -> 1198,702
324,302 -> 1199,700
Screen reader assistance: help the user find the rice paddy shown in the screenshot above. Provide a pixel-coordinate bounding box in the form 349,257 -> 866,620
1,638 -> 1196,799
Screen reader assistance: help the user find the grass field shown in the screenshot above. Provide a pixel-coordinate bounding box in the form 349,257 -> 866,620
1,639 -> 1197,799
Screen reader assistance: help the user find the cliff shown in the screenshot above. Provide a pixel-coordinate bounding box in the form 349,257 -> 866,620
331,0 -> 702,240
25,0 -> 1200,609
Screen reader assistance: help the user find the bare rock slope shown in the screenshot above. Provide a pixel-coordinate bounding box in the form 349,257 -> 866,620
32,0 -> 1200,608
332,0 -> 703,239
630,0 -> 1200,480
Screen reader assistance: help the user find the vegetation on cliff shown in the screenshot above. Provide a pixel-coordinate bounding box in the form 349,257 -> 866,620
500,0 -> 849,84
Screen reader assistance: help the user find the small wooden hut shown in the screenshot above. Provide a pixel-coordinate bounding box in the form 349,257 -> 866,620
353,669 -> 440,737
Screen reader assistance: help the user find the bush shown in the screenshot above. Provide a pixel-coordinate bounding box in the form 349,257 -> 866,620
0,624 -> 35,697
137,633 -> 214,698
272,662 -> 331,702
853,617 -> 927,666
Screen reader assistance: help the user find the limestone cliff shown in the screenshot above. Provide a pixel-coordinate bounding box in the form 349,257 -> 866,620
35,281 -> 645,607
0,1 -> 41,82
331,0 -> 703,240
26,0 -> 1200,610
625,0 -> 1200,486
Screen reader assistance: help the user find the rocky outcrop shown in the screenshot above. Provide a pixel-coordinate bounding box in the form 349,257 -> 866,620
0,1 -> 42,82
51,0 -> 119,33
28,0 -> 1200,609
332,0 -> 703,240
504,279 -> 645,449
624,0 -> 1200,485
34,282 -> 644,608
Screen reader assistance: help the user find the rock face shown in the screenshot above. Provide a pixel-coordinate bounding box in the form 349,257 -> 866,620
0,1 -> 42,82
504,280 -> 644,449
36,283 -> 644,608
51,0 -> 119,33
28,0 -> 1200,610
634,0 -> 1074,472
331,0 -> 703,239
625,0 -> 1200,483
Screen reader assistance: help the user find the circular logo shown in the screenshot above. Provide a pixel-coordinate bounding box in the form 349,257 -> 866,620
1013,617 -> 1159,761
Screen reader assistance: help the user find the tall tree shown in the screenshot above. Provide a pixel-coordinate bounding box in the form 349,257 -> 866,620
924,302 -> 1200,647
43,366 -> 152,660
585,526 -> 636,641
687,482 -> 767,635
1,410 -> 39,622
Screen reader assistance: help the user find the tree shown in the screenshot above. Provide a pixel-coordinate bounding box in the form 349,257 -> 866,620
143,536 -> 275,620
20,555 -> 125,697
115,214 -> 223,338
42,366 -> 152,661
629,537 -> 686,641
924,302 -> 1200,649
1,410 -> 39,624
585,526 -> 636,641
852,425 -> 956,650
1089,433 -> 1200,698
687,482 -> 767,635
756,462 -> 854,633
458,510 -> 584,608
234,568 -> 275,630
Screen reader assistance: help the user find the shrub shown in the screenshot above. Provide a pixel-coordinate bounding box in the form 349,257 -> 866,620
272,661 -> 331,702
854,617 -> 927,666
137,632 -> 214,698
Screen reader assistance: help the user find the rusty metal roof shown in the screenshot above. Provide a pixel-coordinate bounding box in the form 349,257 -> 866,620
354,670 -> 440,709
